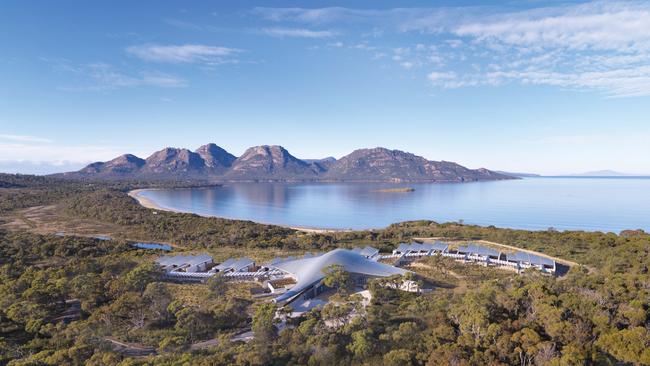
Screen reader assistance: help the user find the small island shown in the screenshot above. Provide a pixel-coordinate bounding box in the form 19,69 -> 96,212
374,187 -> 416,193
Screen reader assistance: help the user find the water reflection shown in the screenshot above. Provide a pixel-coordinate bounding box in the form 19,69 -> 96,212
138,178 -> 650,232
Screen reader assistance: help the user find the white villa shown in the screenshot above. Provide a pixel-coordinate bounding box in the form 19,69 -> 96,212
154,241 -> 557,294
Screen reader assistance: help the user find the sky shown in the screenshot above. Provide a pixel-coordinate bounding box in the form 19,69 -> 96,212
1,0 -> 650,175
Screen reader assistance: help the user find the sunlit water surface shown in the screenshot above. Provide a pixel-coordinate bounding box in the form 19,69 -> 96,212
136,178 -> 650,232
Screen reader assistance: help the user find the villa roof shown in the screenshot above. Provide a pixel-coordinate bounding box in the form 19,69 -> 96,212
457,243 -> 501,258
215,258 -> 237,271
352,246 -> 379,258
431,241 -> 449,252
395,243 -> 412,253
215,257 -> 254,272
231,257 -> 255,271
506,252 -> 555,267
272,249 -> 407,303
396,242 -> 448,254
157,254 -> 213,268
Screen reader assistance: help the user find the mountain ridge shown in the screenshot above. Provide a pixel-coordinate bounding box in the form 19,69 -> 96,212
57,144 -> 515,182
569,170 -> 635,177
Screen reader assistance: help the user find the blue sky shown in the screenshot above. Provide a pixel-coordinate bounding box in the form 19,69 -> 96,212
1,0 -> 649,175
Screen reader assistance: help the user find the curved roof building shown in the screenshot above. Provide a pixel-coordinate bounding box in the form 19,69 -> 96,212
271,248 -> 407,303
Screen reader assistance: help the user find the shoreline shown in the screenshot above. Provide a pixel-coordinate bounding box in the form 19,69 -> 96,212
128,189 -> 182,213
127,187 -> 642,234
127,189 -> 353,233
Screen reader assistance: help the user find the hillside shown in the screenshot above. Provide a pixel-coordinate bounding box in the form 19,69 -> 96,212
58,144 -> 514,182
325,148 -> 511,182
225,145 -> 320,180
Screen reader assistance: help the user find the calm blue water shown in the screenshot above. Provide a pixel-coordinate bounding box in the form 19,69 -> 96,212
136,178 -> 650,232
132,242 -> 173,251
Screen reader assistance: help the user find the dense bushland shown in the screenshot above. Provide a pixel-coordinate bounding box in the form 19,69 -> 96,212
1,175 -> 648,365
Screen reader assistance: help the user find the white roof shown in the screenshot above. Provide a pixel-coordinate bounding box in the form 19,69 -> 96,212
352,246 -> 379,257
396,242 -> 449,254
215,258 -> 237,271
215,257 -> 254,272
157,254 -> 212,268
395,243 -> 412,253
431,241 -> 449,252
457,244 -> 501,258
272,249 -> 407,303
231,257 -> 254,271
506,252 -> 555,267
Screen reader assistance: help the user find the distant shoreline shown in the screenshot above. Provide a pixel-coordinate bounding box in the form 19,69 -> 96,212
374,187 -> 415,193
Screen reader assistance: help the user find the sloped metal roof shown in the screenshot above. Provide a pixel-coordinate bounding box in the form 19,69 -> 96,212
215,257 -> 254,272
157,254 -> 213,268
272,249 -> 407,303
395,242 -> 448,254
360,246 -> 379,257
230,257 -> 254,271
457,243 -> 501,258
353,246 -> 379,257
431,241 -> 449,252
395,243 -> 411,253
506,252 -> 555,267
215,258 -> 237,271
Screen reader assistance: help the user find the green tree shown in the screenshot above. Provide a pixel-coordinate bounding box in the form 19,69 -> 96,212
143,282 -> 172,325
252,303 -> 277,341
322,264 -> 353,296
174,308 -> 216,342
123,262 -> 162,292
347,329 -> 374,360
596,327 -> 650,365
159,335 -> 187,353
321,302 -> 352,327
384,349 -> 413,366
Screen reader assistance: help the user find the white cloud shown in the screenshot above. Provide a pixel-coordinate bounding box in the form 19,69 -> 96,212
256,2 -> 650,97
427,71 -> 456,81
126,44 -> 241,63
254,2 -> 650,52
58,63 -> 187,91
262,27 -> 339,38
253,7 -> 374,24
0,142 -> 146,166
0,134 -> 53,143
453,2 -> 650,52
482,65 -> 650,97
0,160 -> 88,175
427,71 -> 460,88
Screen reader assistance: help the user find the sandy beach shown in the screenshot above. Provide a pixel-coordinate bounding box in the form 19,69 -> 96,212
128,189 -> 171,211
127,189 -> 352,234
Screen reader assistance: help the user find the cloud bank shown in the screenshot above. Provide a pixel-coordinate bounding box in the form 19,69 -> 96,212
256,1 -> 650,97
126,44 -> 241,64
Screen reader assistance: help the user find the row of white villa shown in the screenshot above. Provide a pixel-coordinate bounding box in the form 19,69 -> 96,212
156,241 -> 557,305
389,242 -> 557,273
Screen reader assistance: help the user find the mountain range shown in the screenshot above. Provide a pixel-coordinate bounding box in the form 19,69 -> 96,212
58,144 -> 515,182
569,170 -> 636,177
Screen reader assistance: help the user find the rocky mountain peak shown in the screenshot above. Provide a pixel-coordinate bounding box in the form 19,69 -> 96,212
78,153 -> 145,175
143,147 -> 205,173
195,143 -> 236,170
61,143 -> 513,182
227,145 -> 318,179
